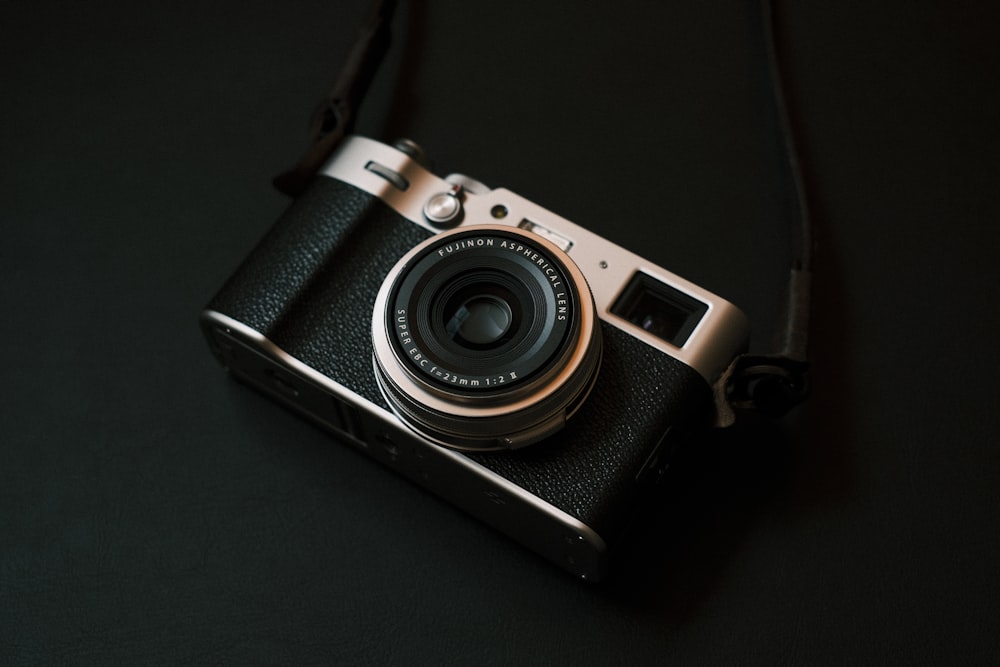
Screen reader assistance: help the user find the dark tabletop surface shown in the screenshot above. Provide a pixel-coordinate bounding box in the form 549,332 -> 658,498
3,1 -> 998,664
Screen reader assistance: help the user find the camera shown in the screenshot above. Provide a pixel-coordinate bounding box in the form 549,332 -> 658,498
201,136 -> 748,580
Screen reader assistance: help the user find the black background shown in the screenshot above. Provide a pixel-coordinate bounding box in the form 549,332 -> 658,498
3,1 -> 998,663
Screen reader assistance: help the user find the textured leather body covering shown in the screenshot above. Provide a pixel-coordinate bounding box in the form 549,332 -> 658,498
207,177 -> 711,537
207,178 -> 432,405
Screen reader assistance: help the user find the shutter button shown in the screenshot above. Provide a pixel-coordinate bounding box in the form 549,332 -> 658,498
423,184 -> 463,227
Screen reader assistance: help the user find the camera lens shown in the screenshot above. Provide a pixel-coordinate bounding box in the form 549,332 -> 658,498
372,225 -> 601,451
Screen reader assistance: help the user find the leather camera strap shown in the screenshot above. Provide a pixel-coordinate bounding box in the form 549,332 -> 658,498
713,0 -> 812,427
273,0 -> 397,198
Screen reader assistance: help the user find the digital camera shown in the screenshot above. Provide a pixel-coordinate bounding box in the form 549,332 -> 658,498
201,136 -> 749,580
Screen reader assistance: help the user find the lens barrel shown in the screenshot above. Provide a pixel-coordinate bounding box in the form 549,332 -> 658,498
372,226 -> 601,451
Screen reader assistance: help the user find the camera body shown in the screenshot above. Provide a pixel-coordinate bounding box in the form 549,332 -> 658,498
201,136 -> 748,580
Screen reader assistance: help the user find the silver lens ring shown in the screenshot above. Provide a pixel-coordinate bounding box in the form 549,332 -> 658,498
372,225 -> 601,451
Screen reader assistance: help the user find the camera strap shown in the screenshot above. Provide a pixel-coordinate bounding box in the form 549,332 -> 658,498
272,0 -> 812,428
712,0 -> 812,427
273,0 -> 397,198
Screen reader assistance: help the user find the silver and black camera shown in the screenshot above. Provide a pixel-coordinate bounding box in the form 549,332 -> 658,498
201,136 -> 748,580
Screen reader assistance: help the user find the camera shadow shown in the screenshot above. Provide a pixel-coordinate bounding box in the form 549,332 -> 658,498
595,418 -> 798,612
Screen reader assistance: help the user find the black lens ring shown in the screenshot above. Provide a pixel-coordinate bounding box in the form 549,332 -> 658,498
386,230 -> 579,393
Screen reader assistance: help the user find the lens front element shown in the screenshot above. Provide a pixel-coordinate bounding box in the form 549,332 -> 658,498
444,289 -> 514,349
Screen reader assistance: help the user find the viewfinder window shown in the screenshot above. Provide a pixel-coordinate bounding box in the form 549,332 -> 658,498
611,272 -> 708,347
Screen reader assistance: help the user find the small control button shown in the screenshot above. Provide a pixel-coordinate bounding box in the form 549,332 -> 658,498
423,188 -> 463,227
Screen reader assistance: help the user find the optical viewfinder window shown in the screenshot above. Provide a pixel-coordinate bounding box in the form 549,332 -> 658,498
611,272 -> 708,347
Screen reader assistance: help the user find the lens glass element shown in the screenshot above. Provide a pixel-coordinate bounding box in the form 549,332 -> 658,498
444,287 -> 515,349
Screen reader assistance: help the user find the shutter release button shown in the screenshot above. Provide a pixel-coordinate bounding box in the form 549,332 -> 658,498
423,185 -> 463,227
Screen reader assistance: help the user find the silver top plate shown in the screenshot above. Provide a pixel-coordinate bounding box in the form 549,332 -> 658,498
320,135 -> 749,384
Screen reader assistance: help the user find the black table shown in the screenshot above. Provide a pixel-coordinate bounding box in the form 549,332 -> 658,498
3,1 -> 997,663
